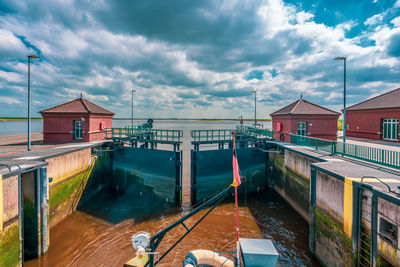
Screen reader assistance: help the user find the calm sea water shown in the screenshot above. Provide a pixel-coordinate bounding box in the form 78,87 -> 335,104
0,119 -> 272,136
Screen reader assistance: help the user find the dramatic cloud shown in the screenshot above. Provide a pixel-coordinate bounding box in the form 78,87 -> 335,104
0,0 -> 399,118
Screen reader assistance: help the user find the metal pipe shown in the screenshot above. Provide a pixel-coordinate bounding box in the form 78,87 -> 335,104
334,57 -> 347,154
131,89 -> 136,130
27,55 -> 39,151
343,58 -> 347,146
28,56 -> 31,151
252,90 -> 257,127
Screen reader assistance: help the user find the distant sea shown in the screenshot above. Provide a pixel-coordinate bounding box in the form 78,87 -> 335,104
0,119 -> 272,136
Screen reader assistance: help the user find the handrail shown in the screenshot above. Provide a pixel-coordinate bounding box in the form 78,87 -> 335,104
104,128 -> 183,143
290,133 -> 400,169
191,127 -> 273,143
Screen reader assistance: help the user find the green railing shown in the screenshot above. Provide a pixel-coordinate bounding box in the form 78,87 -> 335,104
104,128 -> 183,144
191,129 -> 234,143
290,134 -> 400,169
236,125 -> 274,139
191,127 -> 274,143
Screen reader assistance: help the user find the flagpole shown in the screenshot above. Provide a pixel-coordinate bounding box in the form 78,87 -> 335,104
232,130 -> 241,266
235,186 -> 240,266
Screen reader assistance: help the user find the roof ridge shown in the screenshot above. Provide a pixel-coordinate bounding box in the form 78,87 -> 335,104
301,98 -> 340,114
83,98 -> 114,114
270,99 -> 299,115
347,87 -> 400,110
290,99 -> 302,114
80,98 -> 91,113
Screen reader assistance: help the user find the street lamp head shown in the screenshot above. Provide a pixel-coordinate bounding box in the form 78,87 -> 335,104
334,57 -> 346,60
132,89 -> 137,93
28,55 -> 40,59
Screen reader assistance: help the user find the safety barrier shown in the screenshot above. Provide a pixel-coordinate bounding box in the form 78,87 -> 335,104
104,128 -> 183,145
290,134 -> 400,169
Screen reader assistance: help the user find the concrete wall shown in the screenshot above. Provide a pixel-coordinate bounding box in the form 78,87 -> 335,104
267,150 -> 311,222
79,150 -> 113,205
0,145 -> 111,266
0,174 -> 20,267
377,198 -> 400,265
313,170 -> 352,267
46,148 -> 94,227
267,146 -> 354,266
284,149 -> 317,180
46,148 -> 91,185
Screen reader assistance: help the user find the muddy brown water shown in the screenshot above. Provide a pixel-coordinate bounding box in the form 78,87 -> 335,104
25,121 -> 319,266
25,189 -> 319,267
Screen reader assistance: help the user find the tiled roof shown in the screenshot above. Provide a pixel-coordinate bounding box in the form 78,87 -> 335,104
347,88 -> 400,111
270,98 -> 340,116
40,97 -> 114,115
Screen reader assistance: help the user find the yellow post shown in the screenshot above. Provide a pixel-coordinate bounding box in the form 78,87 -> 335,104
343,177 -> 353,237
0,174 -> 3,232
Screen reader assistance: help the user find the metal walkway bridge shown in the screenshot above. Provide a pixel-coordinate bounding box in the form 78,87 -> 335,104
191,126 -> 273,150
105,126 -> 183,150
105,125 -> 274,151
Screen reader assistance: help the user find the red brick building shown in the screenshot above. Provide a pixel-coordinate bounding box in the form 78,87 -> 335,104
40,97 -> 114,144
346,88 -> 400,142
270,98 -> 340,142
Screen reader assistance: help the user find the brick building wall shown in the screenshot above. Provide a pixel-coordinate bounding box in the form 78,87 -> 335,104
346,108 -> 400,141
42,113 -> 112,144
272,115 -> 339,142
88,115 -> 113,141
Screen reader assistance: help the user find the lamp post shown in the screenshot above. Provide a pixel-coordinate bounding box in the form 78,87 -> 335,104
252,90 -> 257,127
27,55 -> 39,151
131,89 -> 136,129
335,56 -> 347,153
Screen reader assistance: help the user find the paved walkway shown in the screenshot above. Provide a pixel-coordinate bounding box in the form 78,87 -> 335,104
275,141 -> 400,195
0,133 -> 52,155
0,141 -> 104,175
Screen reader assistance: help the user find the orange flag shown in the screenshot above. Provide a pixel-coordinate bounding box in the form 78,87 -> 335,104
231,131 -> 241,187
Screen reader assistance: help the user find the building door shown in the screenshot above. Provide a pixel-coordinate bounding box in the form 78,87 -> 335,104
297,122 -> 307,136
383,119 -> 399,141
74,120 -> 83,139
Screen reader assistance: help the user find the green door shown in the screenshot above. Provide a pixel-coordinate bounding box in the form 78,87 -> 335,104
297,122 -> 306,136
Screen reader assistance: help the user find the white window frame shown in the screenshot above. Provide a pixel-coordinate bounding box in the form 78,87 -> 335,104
74,120 -> 83,139
297,122 -> 307,136
383,119 -> 399,141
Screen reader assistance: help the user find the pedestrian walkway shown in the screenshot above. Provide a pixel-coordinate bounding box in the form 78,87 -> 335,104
0,133 -> 50,155
276,141 -> 400,194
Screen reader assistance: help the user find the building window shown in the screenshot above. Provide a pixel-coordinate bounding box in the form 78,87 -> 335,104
74,120 -> 83,139
297,122 -> 307,136
383,119 -> 399,141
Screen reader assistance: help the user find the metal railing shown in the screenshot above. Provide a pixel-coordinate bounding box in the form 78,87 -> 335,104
104,128 -> 183,144
290,134 -> 400,169
191,129 -> 234,143
191,127 -> 274,144
236,125 -> 274,139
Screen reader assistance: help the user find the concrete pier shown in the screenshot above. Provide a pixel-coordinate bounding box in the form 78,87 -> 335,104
0,141 -> 104,266
267,141 -> 400,266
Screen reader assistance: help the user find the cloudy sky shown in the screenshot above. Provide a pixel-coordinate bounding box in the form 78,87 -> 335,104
0,0 -> 400,118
